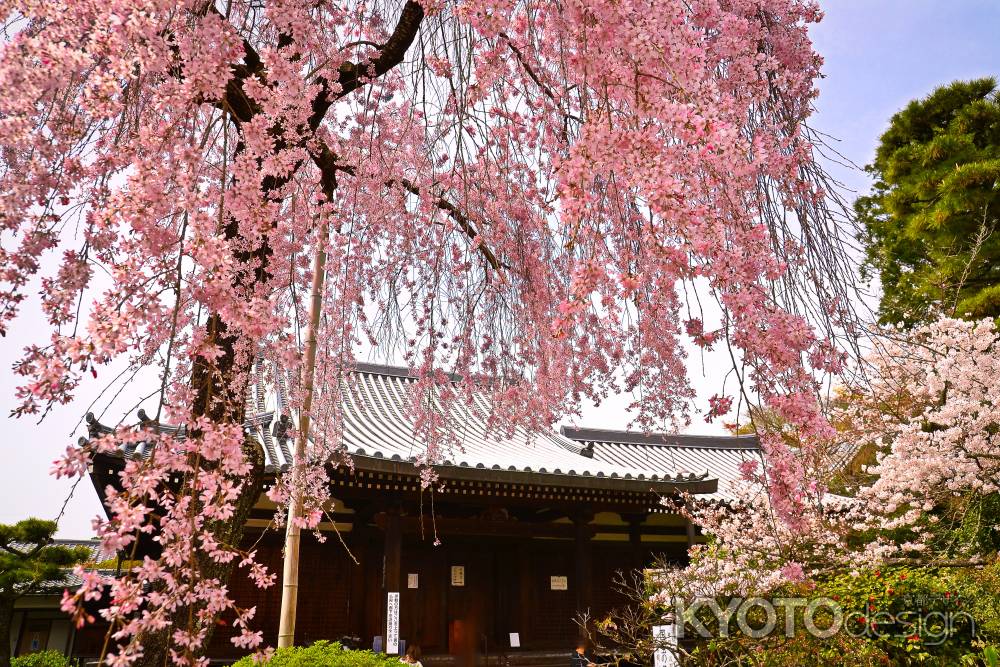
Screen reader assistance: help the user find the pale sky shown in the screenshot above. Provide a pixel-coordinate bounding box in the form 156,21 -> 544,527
2,1 -> 998,538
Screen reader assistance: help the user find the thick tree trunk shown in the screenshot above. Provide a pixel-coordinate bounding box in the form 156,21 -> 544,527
123,4 -> 426,663
136,255 -> 269,666
136,436 -> 265,666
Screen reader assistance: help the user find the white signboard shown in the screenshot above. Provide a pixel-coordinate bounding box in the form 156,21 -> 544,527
550,575 -> 568,590
652,624 -> 678,667
407,573 -> 419,589
386,592 -> 400,654
450,565 -> 465,587
509,632 -> 521,648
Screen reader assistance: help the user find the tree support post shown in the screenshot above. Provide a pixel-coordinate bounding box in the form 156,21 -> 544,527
277,224 -> 329,648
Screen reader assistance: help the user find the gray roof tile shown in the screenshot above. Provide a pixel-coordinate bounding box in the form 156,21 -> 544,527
17,540 -> 116,595
87,363 -> 752,494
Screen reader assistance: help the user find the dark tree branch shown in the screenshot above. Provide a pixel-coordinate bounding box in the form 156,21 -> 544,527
310,143 -> 505,272
397,178 -> 506,272
499,32 -> 558,103
202,4 -> 501,284
309,0 -> 425,129
206,0 -> 424,125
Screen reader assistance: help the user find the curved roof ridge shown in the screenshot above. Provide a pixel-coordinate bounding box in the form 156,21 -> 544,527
560,426 -> 759,450
352,361 -> 416,379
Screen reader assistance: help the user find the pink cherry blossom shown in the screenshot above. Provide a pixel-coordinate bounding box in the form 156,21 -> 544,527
660,318 -> 1000,603
0,0 -> 858,661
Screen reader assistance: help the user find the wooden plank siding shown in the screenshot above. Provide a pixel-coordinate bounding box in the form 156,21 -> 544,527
206,506 -> 690,663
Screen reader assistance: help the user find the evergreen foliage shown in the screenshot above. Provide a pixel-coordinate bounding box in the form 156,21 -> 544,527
0,520 -> 90,667
10,651 -> 78,667
857,78 -> 1000,326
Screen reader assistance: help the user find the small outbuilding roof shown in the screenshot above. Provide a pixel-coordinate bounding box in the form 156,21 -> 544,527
15,539 -> 116,595
560,426 -> 761,500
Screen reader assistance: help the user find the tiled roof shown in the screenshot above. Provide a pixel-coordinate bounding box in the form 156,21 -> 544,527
560,426 -> 762,500
18,540 -> 115,595
258,363 -> 718,492
85,362 -> 724,495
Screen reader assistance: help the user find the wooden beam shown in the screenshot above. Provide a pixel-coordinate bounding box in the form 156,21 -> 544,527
528,508 -> 567,523
326,459 -> 718,496
374,514 -> 591,540
249,508 -> 355,523
330,481 -> 683,515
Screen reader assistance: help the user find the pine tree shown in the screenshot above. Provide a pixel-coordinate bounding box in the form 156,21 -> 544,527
857,78 -> 1000,326
0,520 -> 90,667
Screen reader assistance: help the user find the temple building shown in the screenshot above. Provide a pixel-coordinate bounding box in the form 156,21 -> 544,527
72,363 -> 760,665
6,540 -> 113,660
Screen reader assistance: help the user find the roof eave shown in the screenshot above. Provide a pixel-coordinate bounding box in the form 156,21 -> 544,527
346,454 -> 719,495
93,448 -> 719,496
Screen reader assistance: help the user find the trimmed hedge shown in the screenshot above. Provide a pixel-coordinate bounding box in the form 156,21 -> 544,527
232,641 -> 405,667
11,651 -> 78,667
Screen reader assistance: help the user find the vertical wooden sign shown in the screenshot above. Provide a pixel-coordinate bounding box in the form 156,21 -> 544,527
387,592 -> 400,654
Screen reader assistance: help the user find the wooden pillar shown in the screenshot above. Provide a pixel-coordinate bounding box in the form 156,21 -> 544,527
349,506 -> 373,642
686,518 -> 696,550
623,512 -> 648,571
573,512 -> 593,636
382,508 -> 402,652
623,513 -> 646,548
383,511 -> 402,590
516,542 -> 532,648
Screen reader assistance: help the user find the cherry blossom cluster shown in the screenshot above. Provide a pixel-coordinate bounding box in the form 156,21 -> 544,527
656,476 -> 856,605
0,0 -> 851,662
848,318 -> 1000,557
657,318 -> 1000,606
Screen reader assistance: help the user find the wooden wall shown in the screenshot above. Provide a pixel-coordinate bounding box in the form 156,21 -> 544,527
207,522 -> 687,661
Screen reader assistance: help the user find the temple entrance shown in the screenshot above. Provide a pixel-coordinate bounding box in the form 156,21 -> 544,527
445,545 -> 497,662
406,536 -> 585,661
392,535 -> 531,662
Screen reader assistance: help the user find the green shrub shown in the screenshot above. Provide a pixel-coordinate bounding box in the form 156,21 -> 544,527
680,563 -> 1000,666
11,650 -> 77,667
819,564 -> 1000,665
962,644 -> 999,667
232,641 -> 405,667
692,630 -> 889,666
